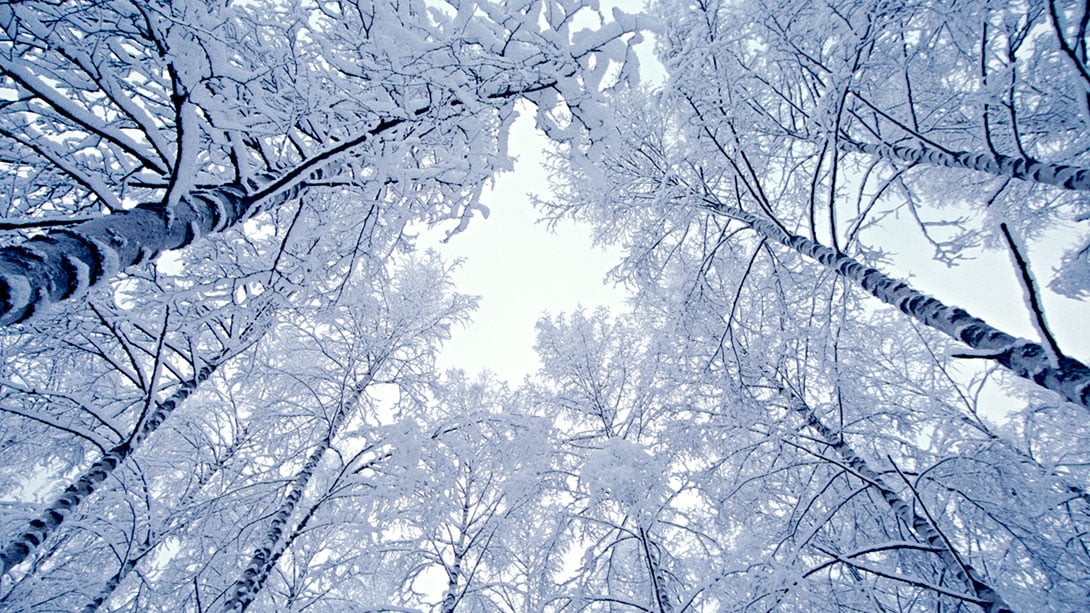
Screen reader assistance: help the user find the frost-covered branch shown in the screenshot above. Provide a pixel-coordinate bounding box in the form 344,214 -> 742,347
999,222 -> 1065,367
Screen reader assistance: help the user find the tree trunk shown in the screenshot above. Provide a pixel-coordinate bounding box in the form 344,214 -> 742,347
221,442 -> 326,612
838,138 -> 1090,192
785,389 -> 1014,612
221,370 -> 374,612
638,526 -> 673,613
0,75 -> 558,327
0,356 -> 224,576
81,428 -> 249,613
704,199 -> 1090,410
0,117 -> 402,326
439,492 -> 474,613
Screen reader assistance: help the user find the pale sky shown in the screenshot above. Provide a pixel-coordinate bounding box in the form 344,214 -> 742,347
427,106 -> 629,383
424,0 -> 657,384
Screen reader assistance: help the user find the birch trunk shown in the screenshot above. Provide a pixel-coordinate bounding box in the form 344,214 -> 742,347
705,200 -> 1090,410
838,138 -> 1090,192
439,548 -> 465,613
0,355 -> 225,576
221,370 -> 375,612
786,390 -> 1013,612
439,493 -> 473,613
0,117 -> 402,326
218,448 -> 391,612
80,429 -> 249,613
638,526 -> 673,613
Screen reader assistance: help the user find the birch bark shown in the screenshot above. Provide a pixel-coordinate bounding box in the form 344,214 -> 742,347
703,198 -> 1090,410
0,355 -> 224,575
837,138 -> 1090,192
783,387 -> 1014,612
221,368 -> 376,612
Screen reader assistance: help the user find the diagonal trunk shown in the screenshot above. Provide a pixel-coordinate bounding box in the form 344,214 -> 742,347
784,388 -> 1013,612
81,428 -> 249,613
0,117 -> 402,326
0,354 -> 228,576
222,443 -> 327,612
705,199 -> 1090,411
837,138 -> 1090,192
220,448 -> 392,612
78,540 -> 150,613
221,369 -> 375,612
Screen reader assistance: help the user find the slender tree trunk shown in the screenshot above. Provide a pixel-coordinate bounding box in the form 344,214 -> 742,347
439,493 -> 473,613
219,449 -> 391,612
221,370 -> 375,612
81,428 -> 249,613
784,389 -> 1014,612
439,548 -> 465,613
638,526 -> 673,613
0,355 -> 226,576
705,199 -> 1090,410
80,543 -> 148,613
222,442 -> 326,612
837,138 -> 1090,192
239,492 -> 325,610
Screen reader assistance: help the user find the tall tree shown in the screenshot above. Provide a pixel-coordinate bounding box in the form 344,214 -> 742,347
0,0 -> 639,324
0,265 -> 276,584
544,23 -> 1090,409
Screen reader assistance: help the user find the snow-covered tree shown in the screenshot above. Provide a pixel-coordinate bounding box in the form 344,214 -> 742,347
3,0 -> 1089,611
0,0 -> 639,324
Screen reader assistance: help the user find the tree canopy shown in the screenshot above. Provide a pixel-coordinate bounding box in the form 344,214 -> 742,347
1,0 -> 1088,611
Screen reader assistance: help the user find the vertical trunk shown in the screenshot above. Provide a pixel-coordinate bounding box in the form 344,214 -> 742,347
706,199 -> 1090,410
785,389 -> 1013,612
221,370 -> 375,612
440,482 -> 473,613
638,526 -> 673,613
0,356 -> 225,576
439,549 -> 465,613
837,138 -> 1090,192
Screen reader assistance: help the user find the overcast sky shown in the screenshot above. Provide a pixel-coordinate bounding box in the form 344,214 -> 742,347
425,106 -> 629,383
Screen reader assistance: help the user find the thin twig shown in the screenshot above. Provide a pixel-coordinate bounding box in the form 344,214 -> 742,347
999,222 -> 1065,366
